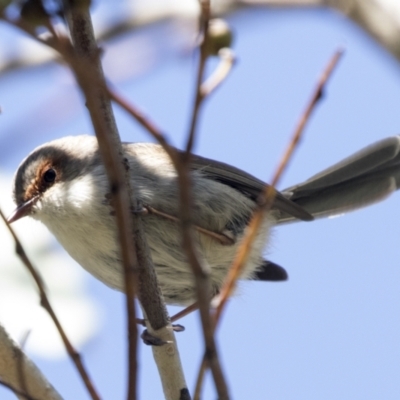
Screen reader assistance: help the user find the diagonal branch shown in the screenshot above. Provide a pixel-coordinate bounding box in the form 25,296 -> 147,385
0,209 -> 99,400
214,48 -> 344,324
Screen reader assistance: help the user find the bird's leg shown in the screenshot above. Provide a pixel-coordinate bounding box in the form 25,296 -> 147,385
138,205 -> 235,245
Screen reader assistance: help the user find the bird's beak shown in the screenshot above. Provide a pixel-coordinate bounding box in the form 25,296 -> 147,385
7,196 -> 38,223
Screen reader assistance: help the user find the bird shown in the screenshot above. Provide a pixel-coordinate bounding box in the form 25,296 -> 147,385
8,135 -> 400,306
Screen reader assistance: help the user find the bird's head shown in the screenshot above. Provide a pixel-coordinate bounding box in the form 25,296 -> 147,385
8,135 -> 99,224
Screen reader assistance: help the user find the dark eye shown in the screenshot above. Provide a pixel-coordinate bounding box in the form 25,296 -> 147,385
43,168 -> 56,183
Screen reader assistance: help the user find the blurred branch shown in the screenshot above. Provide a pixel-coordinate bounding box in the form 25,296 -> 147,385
180,3 -> 232,398
0,379 -> 53,400
243,0 -> 400,63
328,0 -> 400,61
2,0 -> 400,75
0,324 -> 61,400
106,60 -> 190,399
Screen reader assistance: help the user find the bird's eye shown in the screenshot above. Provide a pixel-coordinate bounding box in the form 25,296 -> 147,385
43,168 -> 57,183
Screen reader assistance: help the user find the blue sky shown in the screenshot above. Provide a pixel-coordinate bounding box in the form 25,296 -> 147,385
1,5 -> 400,400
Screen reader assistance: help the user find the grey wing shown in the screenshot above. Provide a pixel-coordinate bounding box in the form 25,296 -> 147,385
188,153 -> 314,222
278,136 -> 400,223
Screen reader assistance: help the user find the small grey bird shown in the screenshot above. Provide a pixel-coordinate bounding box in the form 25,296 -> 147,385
8,135 -> 400,306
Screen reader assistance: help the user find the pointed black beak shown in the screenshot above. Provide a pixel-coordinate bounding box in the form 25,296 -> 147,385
7,196 -> 38,223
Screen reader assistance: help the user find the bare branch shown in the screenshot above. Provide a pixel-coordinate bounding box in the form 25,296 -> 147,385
193,47 -> 343,397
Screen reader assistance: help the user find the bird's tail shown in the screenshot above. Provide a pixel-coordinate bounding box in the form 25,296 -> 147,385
277,136 -> 400,224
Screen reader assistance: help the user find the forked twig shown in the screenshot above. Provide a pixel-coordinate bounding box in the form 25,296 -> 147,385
0,209 -> 100,400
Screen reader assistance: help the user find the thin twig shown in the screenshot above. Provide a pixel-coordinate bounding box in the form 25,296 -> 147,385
180,3 -> 232,398
214,48 -> 344,322
0,209 -> 100,400
185,0 -> 211,155
193,360 -> 207,400
144,205 -> 234,245
107,88 -> 181,165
